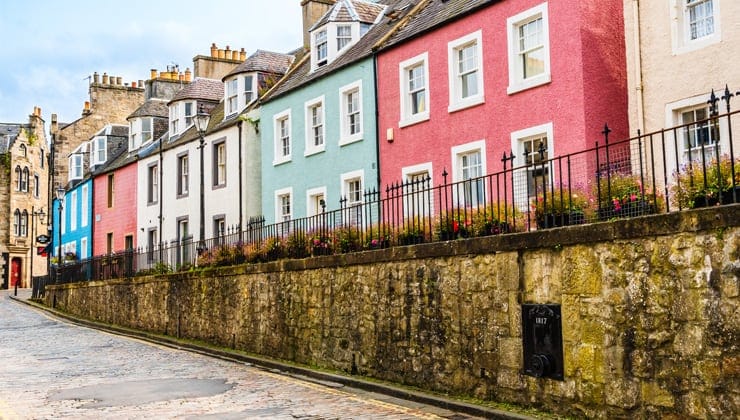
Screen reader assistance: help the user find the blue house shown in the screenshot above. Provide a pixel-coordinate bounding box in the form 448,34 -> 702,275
259,0 -> 407,224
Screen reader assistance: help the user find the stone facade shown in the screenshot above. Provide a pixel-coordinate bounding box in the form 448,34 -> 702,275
0,107 -> 49,288
46,205 -> 739,418
192,43 -> 246,80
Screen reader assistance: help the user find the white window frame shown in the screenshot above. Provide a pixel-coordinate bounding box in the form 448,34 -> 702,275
213,141 -> 227,188
92,136 -> 106,165
506,3 -> 551,95
226,78 -> 239,115
313,28 -> 328,69
184,101 -> 194,127
401,162 -> 434,218
147,163 -> 159,205
339,80 -> 363,145
169,105 -> 179,137
340,169 -> 365,206
80,237 -> 88,260
141,117 -> 153,145
448,30 -> 485,112
671,0 -> 721,55
306,186 -> 328,217
69,154 -> 83,180
305,95 -> 326,156
275,187 -> 293,222
510,122 -> 554,206
399,52 -> 430,128
178,153 -> 189,196
70,191 -> 77,231
451,140 -> 487,208
81,184 -> 88,228
243,74 -> 255,105
337,24 -> 352,51
273,109 -> 292,165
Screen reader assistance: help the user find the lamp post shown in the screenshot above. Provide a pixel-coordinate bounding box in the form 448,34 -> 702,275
193,104 -> 210,255
55,187 -> 65,284
26,207 -> 46,297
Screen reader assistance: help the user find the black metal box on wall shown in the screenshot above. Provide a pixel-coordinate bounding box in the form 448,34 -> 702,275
521,304 -> 564,380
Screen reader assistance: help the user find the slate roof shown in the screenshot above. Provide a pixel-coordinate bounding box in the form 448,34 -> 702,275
128,99 -> 169,119
168,78 -> 224,104
311,0 -> 386,30
223,50 -> 295,80
0,123 -> 22,153
263,0 -> 414,102
375,0 -> 495,51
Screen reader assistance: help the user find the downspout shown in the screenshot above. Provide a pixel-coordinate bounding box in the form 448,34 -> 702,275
237,120 -> 243,231
632,0 -> 645,134
89,179 -> 94,260
158,138 -> 163,248
373,54 -> 381,189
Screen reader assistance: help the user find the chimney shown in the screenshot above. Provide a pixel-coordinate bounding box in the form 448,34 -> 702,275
184,68 -> 192,82
210,43 -> 218,58
138,79 -> 144,88
132,81 -> 137,88
116,76 -> 122,85
150,69 -> 157,80
301,0 -> 336,48
83,101 -> 91,116
102,72 -> 109,84
93,72 -> 100,84
51,114 -> 58,134
240,48 -> 247,61
225,45 -> 232,60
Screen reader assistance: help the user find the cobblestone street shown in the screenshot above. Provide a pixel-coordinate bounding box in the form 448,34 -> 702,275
0,291 -> 480,419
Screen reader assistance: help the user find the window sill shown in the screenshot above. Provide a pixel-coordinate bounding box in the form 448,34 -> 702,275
304,147 -> 325,157
273,157 -> 292,166
339,134 -> 363,147
672,34 -> 721,55
212,184 -> 226,191
507,74 -> 551,95
176,193 -> 189,199
399,112 -> 430,128
448,96 -> 485,114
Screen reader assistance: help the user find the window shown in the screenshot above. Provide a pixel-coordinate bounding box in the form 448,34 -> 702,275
341,170 -> 364,225
672,0 -> 720,53
184,102 -> 194,127
306,187 -> 327,217
226,79 -> 238,115
213,142 -> 226,187
147,228 -> 158,262
40,149 -> 44,168
337,25 -> 352,50
107,174 -> 114,208
273,110 -> 291,165
305,96 -> 325,155
106,232 -> 113,254
13,209 -> 20,236
81,185 -> 88,227
177,153 -> 189,196
448,31 -> 484,112
147,163 -> 158,204
451,140 -> 487,207
33,174 -> 39,198
340,81 -> 362,145
20,167 -> 29,192
21,210 -> 28,236
315,29 -> 328,67
243,75 -> 254,104
14,167 -> 20,190
213,216 -> 226,240
141,118 -> 152,144
275,188 -> 292,222
169,105 -> 179,136
69,155 -> 83,180
510,123 -> 554,206
399,53 -> 429,127
507,3 -> 551,94
80,237 -> 88,260
70,191 -> 77,231
402,163 -> 433,218
92,136 -> 106,165
680,106 -> 719,163
177,218 -> 190,266
20,144 -> 27,157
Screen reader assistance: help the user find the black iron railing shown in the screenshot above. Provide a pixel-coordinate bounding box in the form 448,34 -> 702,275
51,88 -> 739,284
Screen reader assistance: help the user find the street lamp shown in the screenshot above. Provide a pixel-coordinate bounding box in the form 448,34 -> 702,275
55,187 -> 65,283
26,207 -> 46,297
193,104 -> 210,255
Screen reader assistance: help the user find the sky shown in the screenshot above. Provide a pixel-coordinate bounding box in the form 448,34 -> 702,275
0,0 -> 302,127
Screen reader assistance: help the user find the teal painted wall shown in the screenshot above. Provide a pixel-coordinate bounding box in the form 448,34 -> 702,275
260,57 -> 378,224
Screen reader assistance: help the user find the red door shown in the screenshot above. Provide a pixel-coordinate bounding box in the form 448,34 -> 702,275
10,258 -> 22,287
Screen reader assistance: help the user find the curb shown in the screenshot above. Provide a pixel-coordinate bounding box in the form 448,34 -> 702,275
10,295 -> 539,420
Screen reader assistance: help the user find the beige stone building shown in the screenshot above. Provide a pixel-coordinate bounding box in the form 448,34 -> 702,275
0,107 -> 50,289
624,0 -> 740,181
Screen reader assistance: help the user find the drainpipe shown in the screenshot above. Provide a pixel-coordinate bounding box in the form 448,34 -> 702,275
89,180 -> 94,264
238,120 -> 243,231
158,138 -> 163,250
632,0 -> 645,134
373,54 -> 381,189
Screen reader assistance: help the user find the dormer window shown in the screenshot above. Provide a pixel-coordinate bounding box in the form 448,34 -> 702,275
315,29 -> 328,67
184,102 -> 194,126
169,101 -> 196,138
337,25 -> 352,50
69,155 -> 83,180
142,118 -> 152,143
243,75 -> 254,104
92,136 -> 106,165
226,79 -> 238,115
129,117 -> 152,150
170,106 -> 179,136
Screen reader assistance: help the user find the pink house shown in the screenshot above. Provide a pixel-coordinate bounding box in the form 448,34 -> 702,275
375,0 -> 628,210
93,151 -> 138,255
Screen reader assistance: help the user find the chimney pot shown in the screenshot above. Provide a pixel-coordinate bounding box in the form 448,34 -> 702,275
131,82 -> 136,88
217,49 -> 225,59
138,79 -> 144,87
116,76 -> 122,85
93,72 -> 100,84
210,43 -> 218,58
184,68 -> 192,82
240,48 -> 247,61
102,73 -> 109,84
150,69 -> 157,80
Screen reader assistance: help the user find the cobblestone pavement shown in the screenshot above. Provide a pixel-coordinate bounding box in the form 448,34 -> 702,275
0,291 -> 481,419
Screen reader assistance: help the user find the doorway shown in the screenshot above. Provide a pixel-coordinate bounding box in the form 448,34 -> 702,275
11,257 -> 22,287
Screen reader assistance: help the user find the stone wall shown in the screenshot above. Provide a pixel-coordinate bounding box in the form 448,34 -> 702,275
45,206 -> 739,418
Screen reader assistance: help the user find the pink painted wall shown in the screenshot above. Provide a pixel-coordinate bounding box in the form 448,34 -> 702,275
93,162 -> 137,255
377,0 -> 628,187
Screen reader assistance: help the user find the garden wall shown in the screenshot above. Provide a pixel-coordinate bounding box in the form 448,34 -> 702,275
45,205 -> 740,418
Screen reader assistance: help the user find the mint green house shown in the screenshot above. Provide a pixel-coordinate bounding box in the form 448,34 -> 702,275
260,0 -> 397,224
